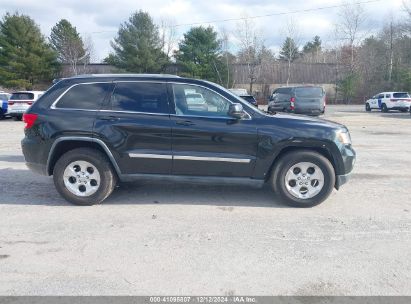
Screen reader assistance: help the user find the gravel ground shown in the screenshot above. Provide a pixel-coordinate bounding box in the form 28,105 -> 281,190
0,105 -> 410,295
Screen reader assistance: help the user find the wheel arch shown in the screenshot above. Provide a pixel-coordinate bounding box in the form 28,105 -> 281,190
47,137 -> 121,177
266,145 -> 338,183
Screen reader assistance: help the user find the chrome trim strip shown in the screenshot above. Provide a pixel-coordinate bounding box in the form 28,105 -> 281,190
129,153 -> 172,159
128,152 -> 251,163
174,155 -> 251,163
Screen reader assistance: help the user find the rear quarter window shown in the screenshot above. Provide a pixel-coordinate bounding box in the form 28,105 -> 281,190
10,93 -> 34,100
0,94 -> 9,100
56,83 -> 113,109
393,92 -> 410,98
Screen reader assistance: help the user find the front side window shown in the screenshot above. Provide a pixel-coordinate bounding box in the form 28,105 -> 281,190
56,83 -> 112,109
378,94 -> 385,99
172,84 -> 231,117
111,82 -> 169,114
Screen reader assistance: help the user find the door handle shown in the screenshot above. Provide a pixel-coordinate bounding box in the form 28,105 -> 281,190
99,116 -> 119,122
175,120 -> 195,126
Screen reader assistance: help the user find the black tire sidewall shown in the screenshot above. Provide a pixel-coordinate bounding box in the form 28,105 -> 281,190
53,148 -> 116,206
274,151 -> 335,207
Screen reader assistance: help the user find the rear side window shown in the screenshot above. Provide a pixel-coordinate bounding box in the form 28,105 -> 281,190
56,83 -> 112,109
111,82 -> 169,114
10,93 -> 34,100
294,87 -> 323,98
393,92 -> 409,98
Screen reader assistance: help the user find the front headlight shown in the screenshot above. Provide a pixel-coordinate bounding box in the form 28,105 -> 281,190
337,131 -> 352,145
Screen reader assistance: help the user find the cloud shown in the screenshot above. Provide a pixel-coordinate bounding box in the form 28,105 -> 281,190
0,0 -> 407,61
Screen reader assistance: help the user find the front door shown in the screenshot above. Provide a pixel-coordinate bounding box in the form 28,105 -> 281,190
169,83 -> 258,177
94,81 -> 173,175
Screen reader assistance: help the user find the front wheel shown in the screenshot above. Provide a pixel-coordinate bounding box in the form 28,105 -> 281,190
53,148 -> 117,205
270,151 -> 335,207
365,103 -> 371,112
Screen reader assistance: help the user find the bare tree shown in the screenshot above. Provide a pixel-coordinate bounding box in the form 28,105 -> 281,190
235,16 -> 263,93
336,1 -> 366,73
279,18 -> 302,85
159,18 -> 177,61
220,27 -> 231,88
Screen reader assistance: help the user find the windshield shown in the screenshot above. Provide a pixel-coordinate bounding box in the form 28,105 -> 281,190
393,92 -> 410,98
0,94 -> 9,100
10,92 -> 34,100
241,96 -> 256,103
295,87 -> 324,98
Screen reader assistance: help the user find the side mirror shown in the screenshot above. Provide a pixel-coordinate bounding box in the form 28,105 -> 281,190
228,103 -> 245,119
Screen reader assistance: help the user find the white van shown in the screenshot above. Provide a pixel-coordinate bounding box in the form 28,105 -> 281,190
8,91 -> 44,120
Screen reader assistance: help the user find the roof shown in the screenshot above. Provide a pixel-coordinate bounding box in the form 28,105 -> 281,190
70,73 -> 181,79
11,91 -> 44,94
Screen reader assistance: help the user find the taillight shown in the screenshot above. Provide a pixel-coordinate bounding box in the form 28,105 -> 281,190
8,101 -> 14,105
23,113 -> 38,129
290,97 -> 295,110
390,99 -> 397,102
27,101 -> 33,105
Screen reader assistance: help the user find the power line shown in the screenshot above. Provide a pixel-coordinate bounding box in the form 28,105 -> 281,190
87,0 -> 381,34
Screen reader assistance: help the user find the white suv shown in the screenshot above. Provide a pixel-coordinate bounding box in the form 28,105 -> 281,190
8,91 -> 44,120
365,92 -> 411,112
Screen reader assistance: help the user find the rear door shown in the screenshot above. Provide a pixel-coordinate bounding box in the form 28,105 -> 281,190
94,81 -> 173,175
170,83 -> 258,177
294,87 -> 324,113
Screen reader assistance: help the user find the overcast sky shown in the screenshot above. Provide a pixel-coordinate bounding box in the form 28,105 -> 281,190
0,0 -> 407,62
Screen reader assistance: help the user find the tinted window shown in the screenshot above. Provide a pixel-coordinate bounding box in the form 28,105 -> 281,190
276,88 -> 291,94
385,94 -> 390,98
10,93 -> 34,100
173,83 -> 231,117
378,94 -> 384,99
393,92 -> 409,98
111,82 -> 168,113
57,83 -> 112,109
294,87 -> 323,98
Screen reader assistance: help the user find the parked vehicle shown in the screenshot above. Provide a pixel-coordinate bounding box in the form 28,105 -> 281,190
239,94 -> 258,107
22,74 -> 355,207
0,92 -> 11,119
229,89 -> 258,107
184,93 -> 208,112
268,86 -> 326,116
365,92 -> 411,112
8,91 -> 44,120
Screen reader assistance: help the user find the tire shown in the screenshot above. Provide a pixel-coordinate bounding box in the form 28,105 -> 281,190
381,104 -> 388,113
365,103 -> 371,112
53,148 -> 117,206
270,150 -> 335,208
399,109 -> 407,113
13,116 -> 22,121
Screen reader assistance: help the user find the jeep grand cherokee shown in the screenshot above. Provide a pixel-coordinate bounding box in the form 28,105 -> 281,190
21,74 -> 355,207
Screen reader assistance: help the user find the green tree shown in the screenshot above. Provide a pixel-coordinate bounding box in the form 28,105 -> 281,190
175,26 -> 226,84
50,19 -> 87,75
303,36 -> 321,53
0,12 -> 58,89
105,10 -> 167,73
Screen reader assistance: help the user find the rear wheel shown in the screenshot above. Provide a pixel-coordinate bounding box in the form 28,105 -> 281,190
399,108 -> 407,113
381,104 -> 389,113
365,103 -> 371,112
13,116 -> 22,121
270,151 -> 335,207
53,148 -> 117,206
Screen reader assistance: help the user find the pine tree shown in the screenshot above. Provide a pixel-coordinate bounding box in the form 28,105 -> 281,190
0,13 -> 58,89
105,10 -> 167,73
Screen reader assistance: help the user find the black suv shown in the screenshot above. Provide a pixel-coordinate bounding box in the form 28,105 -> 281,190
22,74 -> 355,207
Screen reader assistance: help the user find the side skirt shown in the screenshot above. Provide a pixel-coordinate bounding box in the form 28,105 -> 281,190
119,173 -> 265,188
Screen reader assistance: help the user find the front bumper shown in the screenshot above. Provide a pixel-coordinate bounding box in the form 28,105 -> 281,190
335,173 -> 351,190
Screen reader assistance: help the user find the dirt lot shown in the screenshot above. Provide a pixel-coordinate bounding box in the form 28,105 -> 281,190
0,105 -> 410,295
